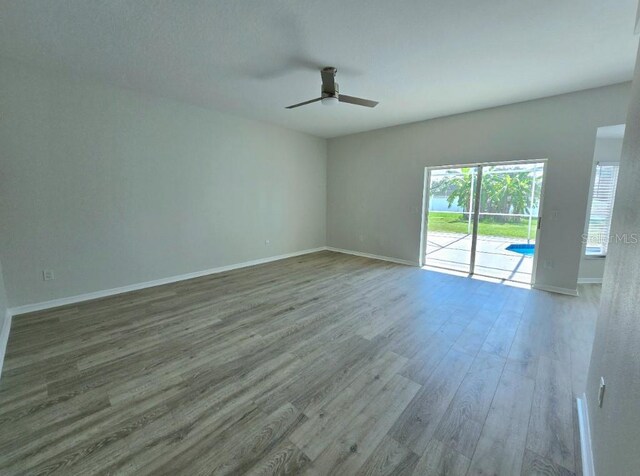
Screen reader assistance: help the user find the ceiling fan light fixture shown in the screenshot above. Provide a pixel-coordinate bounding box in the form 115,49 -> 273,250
321,95 -> 339,106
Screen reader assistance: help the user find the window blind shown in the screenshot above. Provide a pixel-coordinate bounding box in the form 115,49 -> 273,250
586,163 -> 620,256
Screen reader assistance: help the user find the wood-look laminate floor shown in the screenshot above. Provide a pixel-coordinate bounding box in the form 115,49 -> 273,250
0,251 -> 600,475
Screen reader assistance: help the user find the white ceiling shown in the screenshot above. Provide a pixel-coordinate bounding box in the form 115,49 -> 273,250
0,1 -> 638,138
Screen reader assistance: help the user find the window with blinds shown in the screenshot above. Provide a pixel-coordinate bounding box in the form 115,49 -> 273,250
585,163 -> 620,256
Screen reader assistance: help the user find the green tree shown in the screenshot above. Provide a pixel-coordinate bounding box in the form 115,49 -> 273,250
431,167 -> 541,223
431,167 -> 475,217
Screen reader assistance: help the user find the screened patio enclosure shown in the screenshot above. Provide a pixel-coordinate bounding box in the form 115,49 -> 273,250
423,161 -> 545,284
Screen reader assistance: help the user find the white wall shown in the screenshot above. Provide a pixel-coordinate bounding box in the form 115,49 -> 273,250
0,58 -> 327,308
327,83 -> 630,292
0,259 -> 9,378
0,261 -> 7,320
585,41 -> 640,476
578,136 -> 625,283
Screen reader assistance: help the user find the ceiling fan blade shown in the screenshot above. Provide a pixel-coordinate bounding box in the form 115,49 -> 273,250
338,94 -> 378,108
321,67 -> 337,94
285,97 -> 322,109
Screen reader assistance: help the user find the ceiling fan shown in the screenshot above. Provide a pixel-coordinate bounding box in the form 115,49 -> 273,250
286,67 -> 379,109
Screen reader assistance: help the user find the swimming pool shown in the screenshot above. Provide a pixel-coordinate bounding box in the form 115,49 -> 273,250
505,243 -> 535,256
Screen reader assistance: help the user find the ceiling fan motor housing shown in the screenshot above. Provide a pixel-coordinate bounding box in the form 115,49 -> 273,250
322,82 -> 338,98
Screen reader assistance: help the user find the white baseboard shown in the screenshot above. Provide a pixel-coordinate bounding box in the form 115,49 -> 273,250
532,283 -> 579,296
577,393 -> 595,476
577,277 -> 603,284
9,247 -> 327,316
326,247 -> 417,267
0,311 -> 12,381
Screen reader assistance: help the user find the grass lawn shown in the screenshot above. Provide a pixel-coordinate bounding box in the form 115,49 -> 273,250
427,211 -> 538,239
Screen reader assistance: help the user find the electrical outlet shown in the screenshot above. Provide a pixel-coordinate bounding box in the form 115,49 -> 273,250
543,260 -> 554,269
598,377 -> 606,407
264,239 -> 270,245
42,270 -> 54,281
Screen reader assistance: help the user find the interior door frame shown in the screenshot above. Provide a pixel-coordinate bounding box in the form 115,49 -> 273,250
420,158 -> 548,285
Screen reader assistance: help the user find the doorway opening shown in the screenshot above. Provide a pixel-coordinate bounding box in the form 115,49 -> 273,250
421,160 -> 546,284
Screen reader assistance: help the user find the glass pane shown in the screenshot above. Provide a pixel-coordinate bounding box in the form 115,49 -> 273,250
473,163 -> 543,283
425,167 -> 478,274
586,164 -> 619,256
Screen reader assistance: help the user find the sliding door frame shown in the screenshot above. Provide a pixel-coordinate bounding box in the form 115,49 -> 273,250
468,166 -> 483,274
420,158 -> 548,285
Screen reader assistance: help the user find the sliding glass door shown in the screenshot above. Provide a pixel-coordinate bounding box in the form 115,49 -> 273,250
473,163 -> 543,282
424,166 -> 479,274
424,161 -> 545,284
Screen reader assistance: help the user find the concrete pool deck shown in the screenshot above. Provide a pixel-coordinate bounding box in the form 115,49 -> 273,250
425,231 -> 535,283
